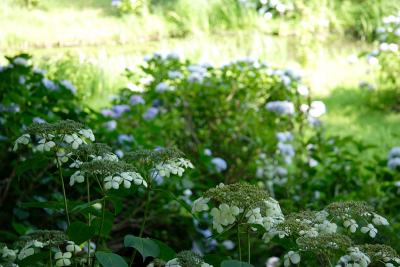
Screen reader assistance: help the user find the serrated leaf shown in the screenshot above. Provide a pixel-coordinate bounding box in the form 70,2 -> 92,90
124,235 -> 160,261
95,251 -> 128,267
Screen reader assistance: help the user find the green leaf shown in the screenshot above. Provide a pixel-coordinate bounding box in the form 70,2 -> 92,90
203,254 -> 225,266
152,239 -> 175,261
124,235 -> 160,261
91,211 -> 114,238
95,251 -> 128,267
221,260 -> 254,267
19,251 -> 48,267
19,201 -> 64,210
66,221 -> 95,244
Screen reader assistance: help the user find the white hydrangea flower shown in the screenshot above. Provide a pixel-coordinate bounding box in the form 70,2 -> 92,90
69,160 -> 83,168
13,133 -> 30,151
192,197 -> 210,213
210,204 -> 241,233
120,172 -> 146,188
299,228 -> 319,238
336,247 -> 371,267
317,220 -> 337,234
54,251 -> 72,266
56,150 -> 69,164
246,207 -> 263,225
284,251 -> 301,266
315,210 -> 329,222
155,158 -> 193,178
372,213 -> 389,226
104,175 -> 122,190
1,245 -> 18,261
18,247 -> 34,260
66,241 -> 81,254
308,101 -> 326,118
36,138 -> 56,152
343,219 -> 358,233
64,134 -> 83,149
360,223 -> 378,238
165,258 -> 181,267
79,129 -> 95,141
32,240 -> 45,248
177,158 -> 194,169
69,171 -> 85,186
297,85 -> 309,96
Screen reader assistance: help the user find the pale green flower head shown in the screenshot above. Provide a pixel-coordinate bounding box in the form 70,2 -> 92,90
359,244 -> 398,264
171,250 -> 208,267
17,230 -> 67,247
80,160 -> 134,177
73,143 -> 112,159
26,120 -> 84,136
296,233 -> 352,254
203,183 -> 270,210
326,201 -> 374,218
126,148 -> 184,168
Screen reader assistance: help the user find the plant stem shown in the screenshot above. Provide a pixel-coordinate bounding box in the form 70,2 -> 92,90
247,228 -> 251,264
49,247 -> 53,267
237,224 -> 242,262
86,177 -> 91,266
55,156 -> 70,225
97,198 -> 106,245
129,186 -> 152,267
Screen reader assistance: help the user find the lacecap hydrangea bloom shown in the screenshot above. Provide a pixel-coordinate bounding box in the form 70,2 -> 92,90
192,183 -> 284,234
164,251 -> 213,267
13,120 -> 95,153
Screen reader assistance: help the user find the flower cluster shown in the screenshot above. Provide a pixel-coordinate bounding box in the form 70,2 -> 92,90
13,120 -> 95,153
125,148 -> 193,184
265,100 -> 295,115
388,147 -> 400,170
276,131 -> 295,164
192,183 -> 284,234
75,160 -> 146,190
154,158 -> 194,178
165,251 -> 213,267
0,231 -> 83,267
336,247 -> 371,267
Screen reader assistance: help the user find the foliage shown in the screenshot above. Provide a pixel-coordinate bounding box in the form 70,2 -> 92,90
1,50 -> 400,267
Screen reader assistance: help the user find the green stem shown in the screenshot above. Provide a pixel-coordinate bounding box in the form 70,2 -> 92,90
86,177 -> 91,267
247,229 -> 251,264
237,224 -> 242,262
55,156 -> 70,225
49,247 -> 53,267
129,186 -> 152,267
97,198 -> 106,244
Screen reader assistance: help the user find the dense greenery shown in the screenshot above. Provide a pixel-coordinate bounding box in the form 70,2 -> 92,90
1,1 -> 400,267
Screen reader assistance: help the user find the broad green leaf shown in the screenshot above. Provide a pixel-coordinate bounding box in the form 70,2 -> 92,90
91,211 -> 114,238
124,235 -> 160,261
19,251 -> 47,267
221,260 -> 254,267
95,251 -> 128,267
67,221 -> 95,244
152,239 -> 175,261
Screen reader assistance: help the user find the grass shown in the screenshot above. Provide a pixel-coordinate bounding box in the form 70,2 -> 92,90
1,0 -> 400,150
322,87 -> 400,152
